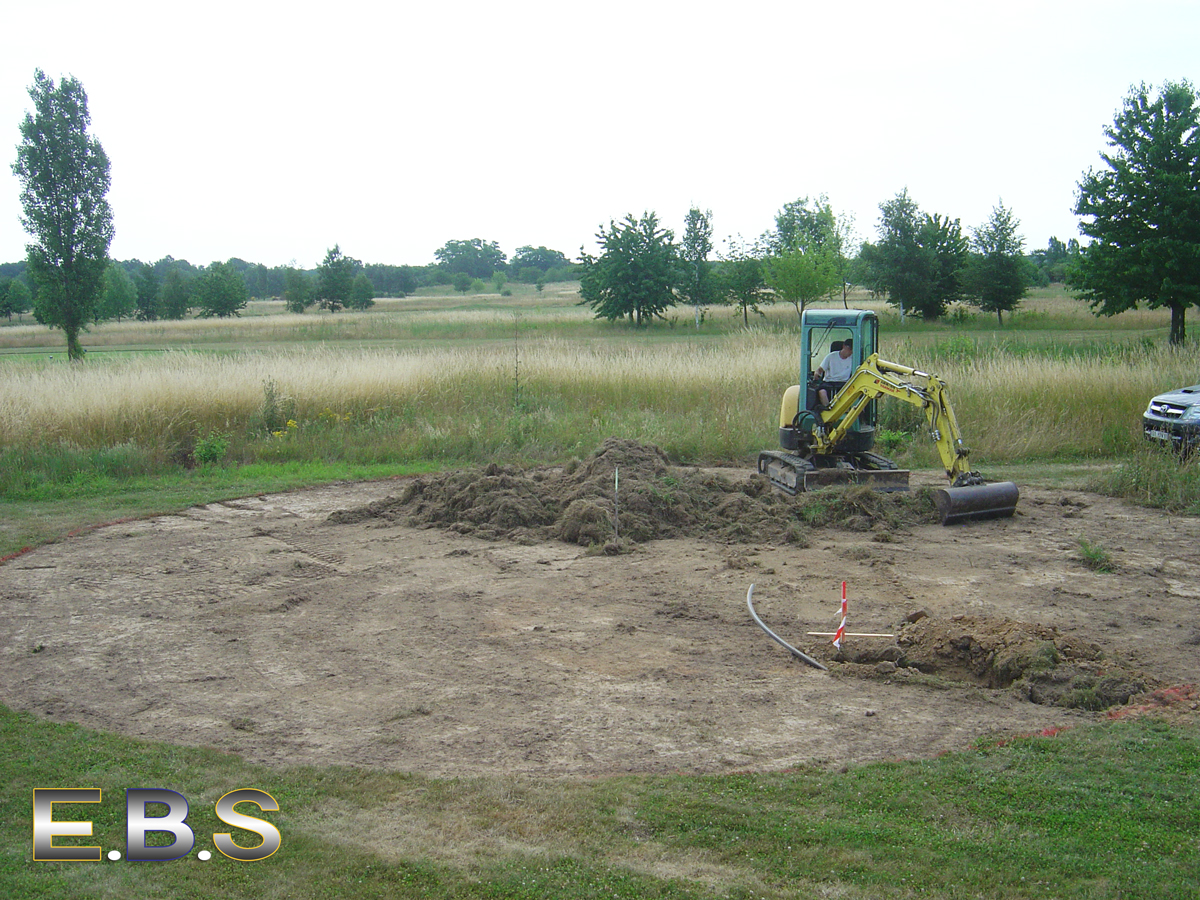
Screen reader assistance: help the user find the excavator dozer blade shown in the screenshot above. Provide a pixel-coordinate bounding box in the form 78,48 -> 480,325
758,451 -> 911,495
933,481 -> 1020,525
803,468 -> 911,492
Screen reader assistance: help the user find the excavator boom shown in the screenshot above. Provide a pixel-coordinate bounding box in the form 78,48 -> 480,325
817,355 -> 973,482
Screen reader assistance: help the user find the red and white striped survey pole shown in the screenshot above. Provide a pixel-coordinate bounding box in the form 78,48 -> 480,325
807,581 -> 894,646
832,581 -> 847,649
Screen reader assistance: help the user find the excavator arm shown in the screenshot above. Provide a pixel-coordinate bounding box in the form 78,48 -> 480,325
815,354 -> 978,484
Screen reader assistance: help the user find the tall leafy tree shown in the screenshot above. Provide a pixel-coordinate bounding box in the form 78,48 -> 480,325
249,263 -> 272,299
718,238 -> 770,326
10,279 -> 32,320
363,264 -> 418,297
872,190 -> 968,321
851,242 -> 886,299
12,70 -> 114,360
316,245 -> 360,313
763,196 -> 844,317
511,246 -> 569,274
1,278 -> 33,321
348,273 -> 376,309
134,262 -> 160,321
579,212 -> 681,326
434,238 -> 507,279
283,267 -> 316,313
964,200 -> 1027,325
99,264 -> 137,322
919,213 -> 970,318
159,265 -> 193,319
768,195 -> 857,305
767,195 -> 839,255
765,246 -> 840,320
1030,236 -> 1080,285
680,207 -> 715,328
873,189 -> 928,320
1070,80 -> 1200,345
193,261 -> 248,318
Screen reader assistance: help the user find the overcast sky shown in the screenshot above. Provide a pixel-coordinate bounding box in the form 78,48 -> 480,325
2,1 -> 1197,270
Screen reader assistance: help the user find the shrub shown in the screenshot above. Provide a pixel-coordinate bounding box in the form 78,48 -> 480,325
194,430 -> 230,465
255,378 -> 296,435
876,428 -> 911,453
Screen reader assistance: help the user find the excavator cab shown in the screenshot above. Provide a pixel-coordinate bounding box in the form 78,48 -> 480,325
782,309 -> 880,456
800,310 -> 876,399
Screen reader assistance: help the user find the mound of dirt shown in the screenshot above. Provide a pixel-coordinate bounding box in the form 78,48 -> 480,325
820,613 -> 1159,711
897,614 -> 1102,687
327,438 -> 939,546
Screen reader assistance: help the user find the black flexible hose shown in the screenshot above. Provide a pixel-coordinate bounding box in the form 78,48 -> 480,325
746,584 -> 828,671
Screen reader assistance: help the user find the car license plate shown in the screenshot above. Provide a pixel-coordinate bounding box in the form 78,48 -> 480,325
1146,429 -> 1174,441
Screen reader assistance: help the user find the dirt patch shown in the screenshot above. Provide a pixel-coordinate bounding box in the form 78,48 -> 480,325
1,440 -> 1198,777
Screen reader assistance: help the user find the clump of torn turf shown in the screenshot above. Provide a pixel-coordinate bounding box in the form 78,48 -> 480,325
326,437 -> 940,546
825,613 -> 1161,712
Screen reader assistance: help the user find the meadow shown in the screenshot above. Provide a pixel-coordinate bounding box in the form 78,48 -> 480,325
2,283 -> 1199,899
2,285 -> 1196,480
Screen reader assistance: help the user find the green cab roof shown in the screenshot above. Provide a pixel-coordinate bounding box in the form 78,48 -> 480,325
800,309 -> 877,328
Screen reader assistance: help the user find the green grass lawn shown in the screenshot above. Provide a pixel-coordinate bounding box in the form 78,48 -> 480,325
0,460 -> 435,561
3,704 -> 1197,899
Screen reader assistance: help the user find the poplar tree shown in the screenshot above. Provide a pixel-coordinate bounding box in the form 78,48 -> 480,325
680,207 -> 714,328
12,70 -> 114,360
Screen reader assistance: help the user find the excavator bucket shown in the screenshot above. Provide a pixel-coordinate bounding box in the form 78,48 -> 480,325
932,481 -> 1020,525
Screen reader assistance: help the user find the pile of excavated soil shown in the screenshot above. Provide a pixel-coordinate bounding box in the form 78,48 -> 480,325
328,437 -> 940,546
808,613 -> 1159,711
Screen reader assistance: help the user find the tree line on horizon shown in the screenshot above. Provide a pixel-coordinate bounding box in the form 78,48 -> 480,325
0,242 -> 583,324
7,70 -> 1199,353
578,196 -> 1085,331
0,215 -> 1080,329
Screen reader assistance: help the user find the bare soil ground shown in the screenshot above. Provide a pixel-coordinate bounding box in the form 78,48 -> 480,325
2,441 -> 1197,777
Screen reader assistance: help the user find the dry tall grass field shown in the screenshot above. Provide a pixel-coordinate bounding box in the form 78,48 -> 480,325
0,285 -> 1194,465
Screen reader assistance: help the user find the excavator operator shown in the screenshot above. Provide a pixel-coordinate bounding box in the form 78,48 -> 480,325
815,338 -> 854,409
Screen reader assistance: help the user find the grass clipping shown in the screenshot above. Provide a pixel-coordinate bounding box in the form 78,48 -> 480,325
327,437 -> 938,547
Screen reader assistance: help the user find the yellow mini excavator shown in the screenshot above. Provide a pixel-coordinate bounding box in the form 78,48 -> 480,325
758,308 -> 1019,524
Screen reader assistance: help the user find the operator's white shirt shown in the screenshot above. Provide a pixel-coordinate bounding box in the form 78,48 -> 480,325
820,350 -> 854,382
